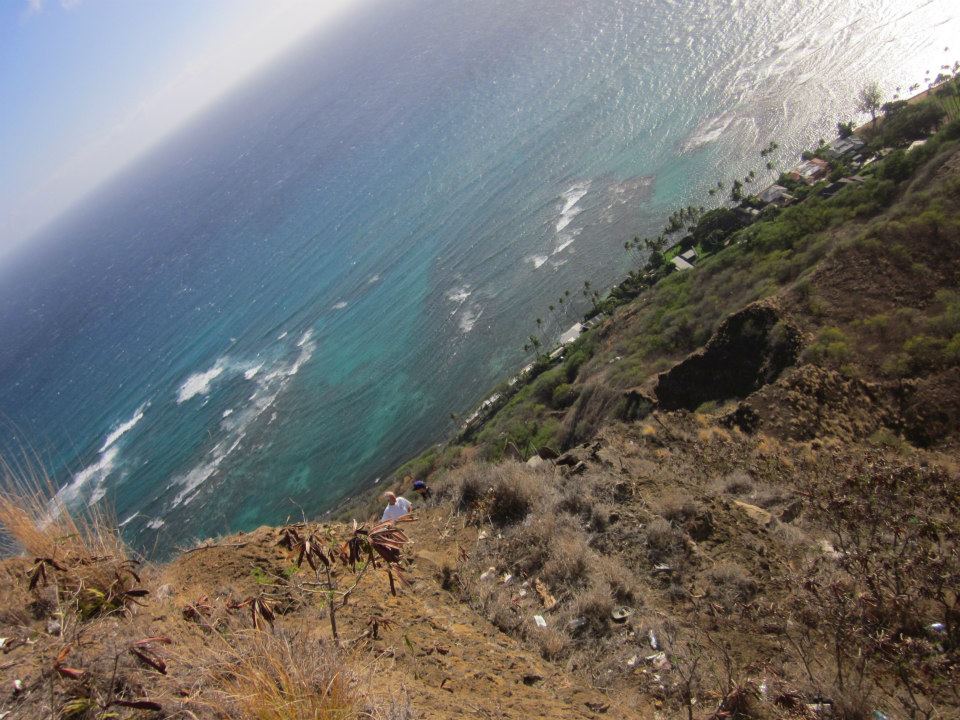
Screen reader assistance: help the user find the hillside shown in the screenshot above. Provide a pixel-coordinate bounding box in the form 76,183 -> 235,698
2,86 -> 960,719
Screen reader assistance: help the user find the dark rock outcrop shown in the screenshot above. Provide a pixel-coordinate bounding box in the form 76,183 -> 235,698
654,301 -> 802,411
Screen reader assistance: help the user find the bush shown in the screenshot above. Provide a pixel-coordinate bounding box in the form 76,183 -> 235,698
644,517 -> 689,566
453,464 -> 488,512
704,562 -> 758,611
570,586 -> 614,638
541,534 -> 593,590
803,326 -> 851,367
902,334 -> 948,373
488,465 -> 542,526
880,149 -> 913,182
551,383 -> 578,409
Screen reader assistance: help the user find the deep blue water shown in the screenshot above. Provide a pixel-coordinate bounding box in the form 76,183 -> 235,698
0,0 -> 955,554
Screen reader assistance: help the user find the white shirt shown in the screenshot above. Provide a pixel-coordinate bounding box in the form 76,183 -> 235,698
381,496 -> 412,521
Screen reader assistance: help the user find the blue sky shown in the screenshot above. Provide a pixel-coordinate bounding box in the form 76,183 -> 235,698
0,0 -> 359,259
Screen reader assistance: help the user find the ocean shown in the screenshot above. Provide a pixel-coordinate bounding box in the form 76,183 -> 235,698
0,0 -> 955,555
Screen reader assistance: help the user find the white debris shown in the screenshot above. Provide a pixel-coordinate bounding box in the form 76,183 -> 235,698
534,615 -> 547,628
479,567 -> 496,582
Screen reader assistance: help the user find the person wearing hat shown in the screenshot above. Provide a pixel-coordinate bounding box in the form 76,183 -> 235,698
412,476 -> 432,500
381,491 -> 413,522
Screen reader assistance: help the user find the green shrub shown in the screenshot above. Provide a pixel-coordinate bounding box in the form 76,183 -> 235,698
804,326 -> 852,367
902,334 -> 948,373
551,383 -> 578,409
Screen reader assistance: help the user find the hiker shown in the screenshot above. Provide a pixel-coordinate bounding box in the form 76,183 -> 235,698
412,477 -> 432,500
381,491 -> 412,522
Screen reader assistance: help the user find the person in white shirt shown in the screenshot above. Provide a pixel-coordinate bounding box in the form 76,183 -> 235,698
381,491 -> 412,522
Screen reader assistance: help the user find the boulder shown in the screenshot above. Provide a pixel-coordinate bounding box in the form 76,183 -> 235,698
733,500 -> 774,528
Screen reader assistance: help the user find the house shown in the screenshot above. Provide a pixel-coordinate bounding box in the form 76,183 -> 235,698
757,184 -> 795,207
787,157 -> 831,185
582,314 -> 605,330
825,136 -> 865,160
679,248 -> 698,264
671,255 -> 694,272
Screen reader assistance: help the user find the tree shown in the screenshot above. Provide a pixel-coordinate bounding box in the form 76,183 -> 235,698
701,229 -> 727,254
647,251 -> 665,270
691,207 -> 740,245
881,103 -> 946,145
857,82 -> 883,130
836,120 -> 854,139
730,179 -> 744,202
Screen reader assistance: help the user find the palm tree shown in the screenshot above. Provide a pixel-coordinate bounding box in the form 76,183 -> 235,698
857,82 -> 883,129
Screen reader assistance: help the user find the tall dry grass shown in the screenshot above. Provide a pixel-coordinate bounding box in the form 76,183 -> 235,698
0,457 -> 136,617
178,629 -> 412,720
0,457 -> 126,562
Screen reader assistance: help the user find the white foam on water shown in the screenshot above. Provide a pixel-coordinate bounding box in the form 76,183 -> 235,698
243,363 -> 263,380
55,446 -> 120,508
447,285 -> 471,304
119,512 -> 140,527
553,234 -> 576,254
146,518 -> 165,530
555,182 -> 589,233
170,456 -> 223,509
99,402 -> 149,453
459,304 -> 483,333
177,359 -> 228,403
528,254 -> 549,269
367,273 -> 380,284
222,409 -> 234,418
332,300 -> 348,310
682,112 -> 735,151
277,331 -> 288,340
165,328 -> 319,509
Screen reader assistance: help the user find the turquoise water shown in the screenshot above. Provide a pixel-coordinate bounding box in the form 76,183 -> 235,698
0,0 -> 956,555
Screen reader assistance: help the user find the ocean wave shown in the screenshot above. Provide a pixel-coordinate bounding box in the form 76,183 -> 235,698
99,402 -> 148,453
170,456 -> 222,508
447,285 -> 471,304
119,511 -> 140,527
55,445 -> 120,507
159,328 -> 318,513
682,112 -> 735,151
177,359 -> 228,403
332,300 -> 348,310
459,304 -> 483,333
367,273 -> 380,284
528,254 -> 549,269
555,182 -> 589,233
243,363 -> 263,380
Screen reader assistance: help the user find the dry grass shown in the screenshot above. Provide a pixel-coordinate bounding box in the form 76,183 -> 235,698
0,461 -> 126,562
569,586 -> 614,639
541,534 -> 593,590
643,517 -> 689,567
704,562 -> 758,611
210,630 -> 358,720
488,463 -> 544,526
0,460 -> 141,619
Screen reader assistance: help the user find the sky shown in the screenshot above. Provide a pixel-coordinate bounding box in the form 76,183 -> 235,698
0,0 -> 361,261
